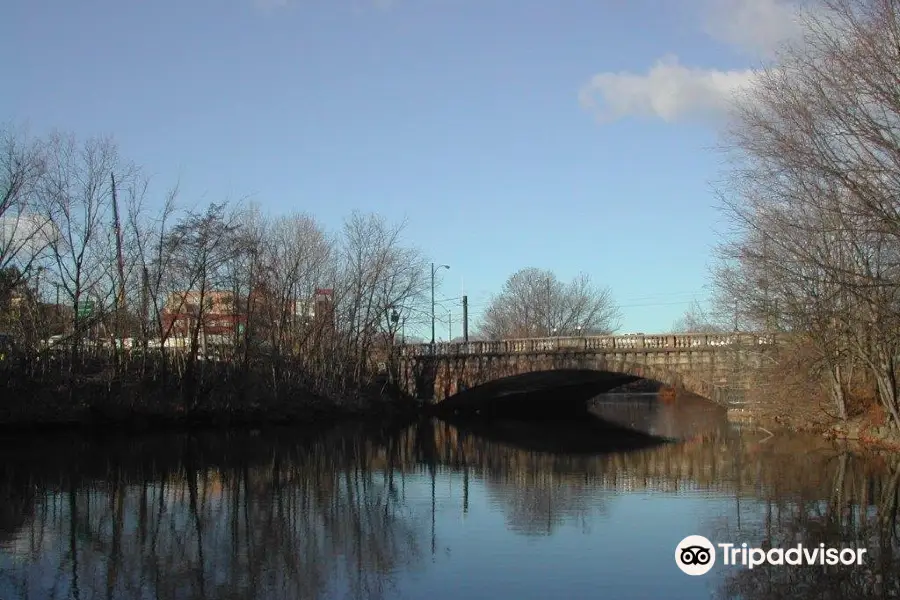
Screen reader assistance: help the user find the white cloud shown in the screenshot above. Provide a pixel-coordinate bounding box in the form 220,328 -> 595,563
702,0 -> 808,58
580,0 -> 806,124
579,55 -> 756,123
0,213 -> 58,264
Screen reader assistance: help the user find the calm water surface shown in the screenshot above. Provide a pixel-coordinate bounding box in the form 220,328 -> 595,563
1,393 -> 898,599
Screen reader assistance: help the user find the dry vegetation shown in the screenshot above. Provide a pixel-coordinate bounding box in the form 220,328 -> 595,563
0,127 -> 435,428
696,0 -> 900,439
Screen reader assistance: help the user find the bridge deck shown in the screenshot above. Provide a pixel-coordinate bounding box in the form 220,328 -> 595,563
398,333 -> 778,357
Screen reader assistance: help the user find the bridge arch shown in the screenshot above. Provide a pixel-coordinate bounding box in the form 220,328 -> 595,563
396,334 -> 776,407
399,350 -> 722,404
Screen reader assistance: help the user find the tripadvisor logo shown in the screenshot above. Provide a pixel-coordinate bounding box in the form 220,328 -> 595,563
675,535 -> 716,576
675,535 -> 868,575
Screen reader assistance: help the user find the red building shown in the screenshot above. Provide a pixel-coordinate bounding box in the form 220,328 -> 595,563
162,287 -> 335,342
161,291 -> 245,339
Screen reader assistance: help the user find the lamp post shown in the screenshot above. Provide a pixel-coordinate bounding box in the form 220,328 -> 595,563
733,297 -> 739,332
35,266 -> 44,302
431,262 -> 450,344
389,306 -> 400,345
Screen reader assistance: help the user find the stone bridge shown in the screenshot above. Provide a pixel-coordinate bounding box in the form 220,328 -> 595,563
395,333 -> 778,407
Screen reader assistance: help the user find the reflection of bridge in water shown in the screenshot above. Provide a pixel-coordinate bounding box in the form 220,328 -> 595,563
0,419 -> 894,504
0,421 -> 893,503
388,421 -> 895,507
587,392 -> 727,440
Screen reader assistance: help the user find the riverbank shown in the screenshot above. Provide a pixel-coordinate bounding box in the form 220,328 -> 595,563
727,397 -> 900,452
0,399 -> 421,435
720,339 -> 900,452
0,376 -> 422,435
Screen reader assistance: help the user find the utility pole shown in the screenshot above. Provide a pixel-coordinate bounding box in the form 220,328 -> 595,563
141,267 -> 150,350
431,262 -> 450,344
448,309 -> 452,341
431,264 -> 435,344
733,297 -> 739,332
462,295 -> 469,342
111,173 -> 127,352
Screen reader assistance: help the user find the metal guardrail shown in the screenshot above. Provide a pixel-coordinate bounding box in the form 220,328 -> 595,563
397,333 -> 780,357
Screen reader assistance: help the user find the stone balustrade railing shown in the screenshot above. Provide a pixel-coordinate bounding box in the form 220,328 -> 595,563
396,333 -> 780,357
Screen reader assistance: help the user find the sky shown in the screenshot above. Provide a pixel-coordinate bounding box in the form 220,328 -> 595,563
0,0 -> 807,338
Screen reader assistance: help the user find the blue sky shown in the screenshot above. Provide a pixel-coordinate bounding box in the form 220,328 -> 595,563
1,0 -> 801,336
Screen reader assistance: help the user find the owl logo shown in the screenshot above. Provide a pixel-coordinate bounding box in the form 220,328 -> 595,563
675,535 -> 716,575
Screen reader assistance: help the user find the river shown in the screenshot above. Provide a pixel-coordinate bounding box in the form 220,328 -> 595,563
0,393 -> 897,599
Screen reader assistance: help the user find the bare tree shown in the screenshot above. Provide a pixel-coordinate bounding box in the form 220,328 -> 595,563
165,202 -> 241,402
126,181 -> 180,360
670,300 -> 726,333
0,125 -> 51,300
0,124 -> 454,415
36,133 -> 135,361
479,268 -> 620,339
331,212 -> 429,394
256,212 -> 332,358
714,0 -> 900,427
222,204 -> 267,368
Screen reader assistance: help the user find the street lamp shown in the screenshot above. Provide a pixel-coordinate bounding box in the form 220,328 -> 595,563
431,262 -> 450,344
387,305 -> 400,344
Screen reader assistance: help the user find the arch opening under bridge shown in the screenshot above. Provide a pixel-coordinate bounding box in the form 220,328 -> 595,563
433,368 -> 651,418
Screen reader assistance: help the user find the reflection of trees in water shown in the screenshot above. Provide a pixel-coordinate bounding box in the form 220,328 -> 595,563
0,429 -> 428,600
1,422 -> 899,599
432,419 -> 900,555
0,480 -> 33,548
715,453 -> 900,600
483,477 -> 606,536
